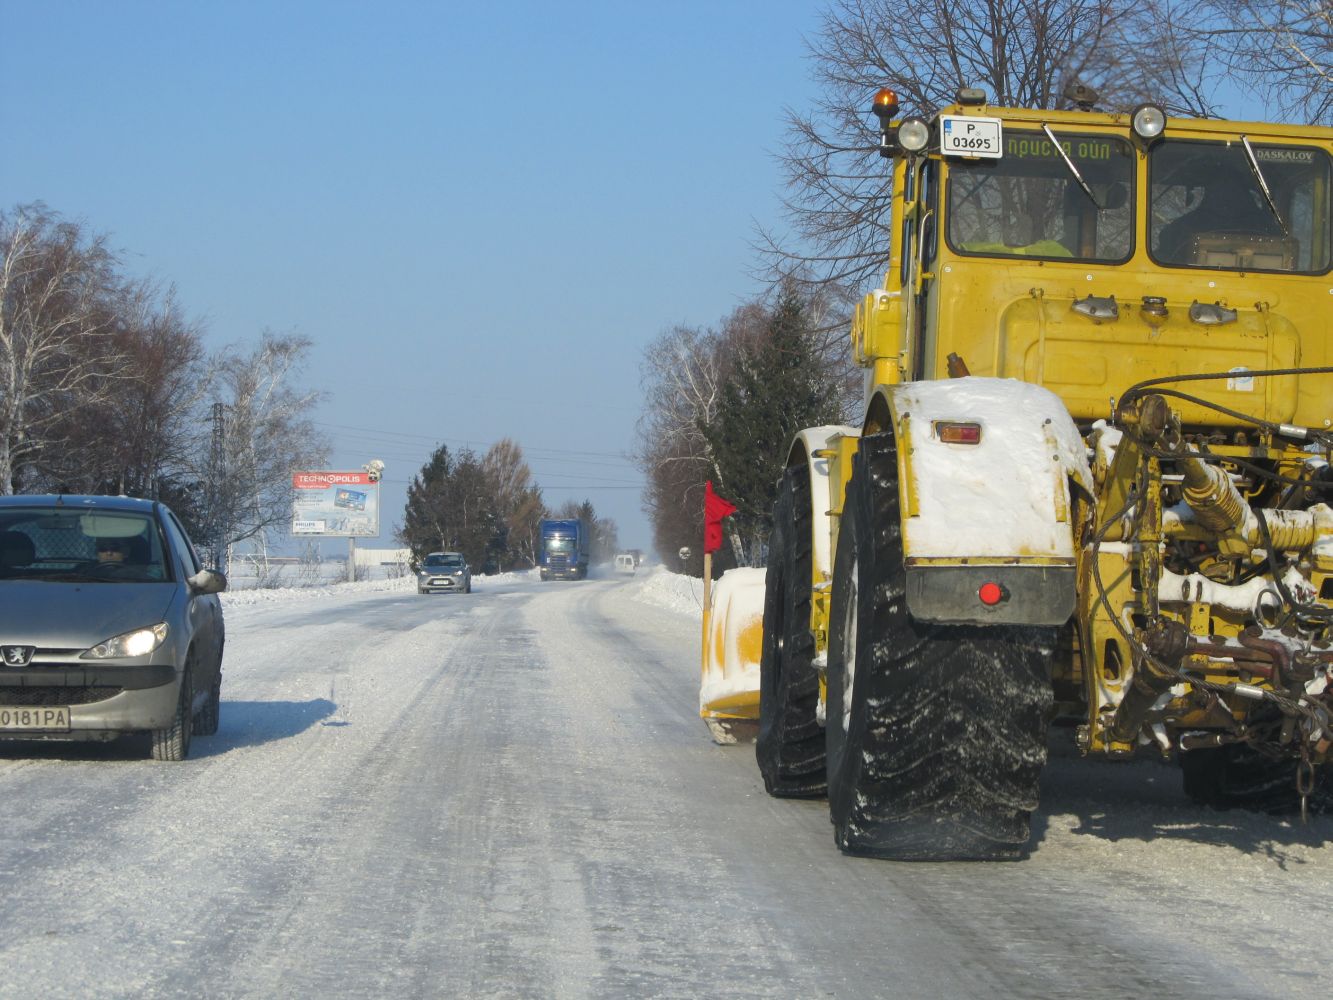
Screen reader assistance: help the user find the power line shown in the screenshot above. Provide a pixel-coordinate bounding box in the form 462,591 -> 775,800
314,420 -> 635,462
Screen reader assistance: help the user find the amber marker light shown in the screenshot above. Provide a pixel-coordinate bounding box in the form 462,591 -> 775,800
872,88 -> 900,120
934,421 -> 983,444
978,582 -> 1006,607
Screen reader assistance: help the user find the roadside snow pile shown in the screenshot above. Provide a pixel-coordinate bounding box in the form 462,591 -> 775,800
221,575 -> 413,607
221,568 -> 539,607
628,566 -> 706,617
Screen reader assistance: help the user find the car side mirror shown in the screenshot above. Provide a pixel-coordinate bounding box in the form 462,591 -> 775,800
188,569 -> 228,595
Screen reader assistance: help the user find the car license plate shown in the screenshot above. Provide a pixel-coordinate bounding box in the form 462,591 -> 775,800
940,115 -> 1003,158
0,706 -> 71,731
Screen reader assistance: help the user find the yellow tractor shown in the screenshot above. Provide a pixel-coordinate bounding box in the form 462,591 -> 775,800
755,86 -> 1333,860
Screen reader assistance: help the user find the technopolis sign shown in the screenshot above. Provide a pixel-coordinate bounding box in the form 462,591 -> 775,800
291,471 -> 381,537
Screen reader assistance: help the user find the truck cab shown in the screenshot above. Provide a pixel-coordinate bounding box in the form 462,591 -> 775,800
539,519 -> 589,581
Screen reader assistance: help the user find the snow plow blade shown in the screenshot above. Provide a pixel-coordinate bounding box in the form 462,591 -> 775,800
699,567 -> 766,744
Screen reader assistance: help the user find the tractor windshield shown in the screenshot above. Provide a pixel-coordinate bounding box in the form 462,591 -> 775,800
1149,139 -> 1332,273
946,131 -> 1134,263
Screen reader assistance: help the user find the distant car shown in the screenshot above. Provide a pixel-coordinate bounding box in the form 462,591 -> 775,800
417,551 -> 471,594
614,553 -> 637,575
0,495 -> 227,761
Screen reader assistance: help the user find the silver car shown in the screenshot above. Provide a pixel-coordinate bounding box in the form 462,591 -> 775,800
417,551 -> 471,594
0,495 -> 226,761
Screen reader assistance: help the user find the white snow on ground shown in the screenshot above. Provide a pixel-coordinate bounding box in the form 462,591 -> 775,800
220,559 -> 709,623
3,559 -> 1330,997
220,563 -> 700,611
625,564 -> 706,617
220,567 -> 541,607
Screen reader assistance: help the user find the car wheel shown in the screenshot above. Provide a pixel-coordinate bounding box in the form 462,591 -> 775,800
194,668 -> 221,737
151,660 -> 194,761
465,580 -> 472,594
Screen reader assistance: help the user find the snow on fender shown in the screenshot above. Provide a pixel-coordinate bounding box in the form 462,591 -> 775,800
699,567 -> 767,743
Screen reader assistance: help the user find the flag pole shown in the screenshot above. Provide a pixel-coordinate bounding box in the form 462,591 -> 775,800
701,480 -> 735,661
702,549 -> 712,627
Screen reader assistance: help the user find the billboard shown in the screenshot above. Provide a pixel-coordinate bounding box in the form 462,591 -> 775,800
291,471 -> 381,537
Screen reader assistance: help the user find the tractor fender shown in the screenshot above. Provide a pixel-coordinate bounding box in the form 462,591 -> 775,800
871,377 -> 1093,625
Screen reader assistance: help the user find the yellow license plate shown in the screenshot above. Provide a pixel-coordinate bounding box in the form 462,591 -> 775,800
0,706 -> 71,731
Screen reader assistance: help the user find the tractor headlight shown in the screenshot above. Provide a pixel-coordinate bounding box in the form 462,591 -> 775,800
83,622 -> 169,659
897,116 -> 931,153
1131,103 -> 1166,141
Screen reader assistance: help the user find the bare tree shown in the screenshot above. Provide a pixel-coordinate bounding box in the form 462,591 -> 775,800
762,0 -> 1211,293
42,281 -> 209,507
1181,0 -> 1332,123
482,437 -> 544,568
204,333 -> 328,569
0,204 -> 128,493
635,322 -> 728,485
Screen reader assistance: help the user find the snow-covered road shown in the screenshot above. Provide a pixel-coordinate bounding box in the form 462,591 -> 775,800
0,569 -> 1328,999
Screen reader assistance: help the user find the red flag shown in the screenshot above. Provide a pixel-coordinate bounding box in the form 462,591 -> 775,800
704,480 -> 737,554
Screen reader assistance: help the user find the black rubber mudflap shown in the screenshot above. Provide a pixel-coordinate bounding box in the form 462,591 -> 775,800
826,432 -> 1054,860
757,466 -> 827,798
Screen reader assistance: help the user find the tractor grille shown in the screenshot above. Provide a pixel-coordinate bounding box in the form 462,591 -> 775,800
0,686 -> 122,706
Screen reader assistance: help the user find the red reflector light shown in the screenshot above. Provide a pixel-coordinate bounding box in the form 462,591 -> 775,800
935,421 -> 982,444
978,582 -> 1005,606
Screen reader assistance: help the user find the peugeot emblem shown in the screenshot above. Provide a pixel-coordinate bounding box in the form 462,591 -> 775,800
1,645 -> 35,667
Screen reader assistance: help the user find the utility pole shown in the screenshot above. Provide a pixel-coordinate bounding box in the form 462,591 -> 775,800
207,402 -> 227,570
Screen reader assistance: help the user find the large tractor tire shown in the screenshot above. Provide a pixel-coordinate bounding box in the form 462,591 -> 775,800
1180,740 -> 1332,815
825,432 -> 1055,861
757,466 -> 827,798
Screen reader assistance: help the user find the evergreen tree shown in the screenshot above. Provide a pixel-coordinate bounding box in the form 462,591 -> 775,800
398,445 -> 455,567
700,288 -> 843,564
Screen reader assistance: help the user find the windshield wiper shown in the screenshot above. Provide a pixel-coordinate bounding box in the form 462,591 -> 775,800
1042,124 -> 1100,209
1240,135 -> 1290,236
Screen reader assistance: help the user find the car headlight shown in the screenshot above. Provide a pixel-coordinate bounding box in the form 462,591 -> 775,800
82,622 -> 169,659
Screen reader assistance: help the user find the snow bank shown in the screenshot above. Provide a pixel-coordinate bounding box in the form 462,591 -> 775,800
626,566 -> 706,617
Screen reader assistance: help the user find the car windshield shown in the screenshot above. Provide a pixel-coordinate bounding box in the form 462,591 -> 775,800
424,554 -> 463,568
947,131 -> 1134,262
545,538 -> 572,552
0,508 -> 168,583
1149,139 -> 1332,272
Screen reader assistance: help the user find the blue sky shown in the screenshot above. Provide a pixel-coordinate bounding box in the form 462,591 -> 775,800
0,1 -> 826,554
